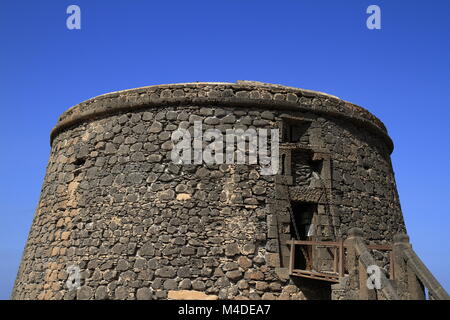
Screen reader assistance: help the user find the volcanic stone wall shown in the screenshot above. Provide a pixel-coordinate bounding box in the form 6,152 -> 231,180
12,81 -> 406,300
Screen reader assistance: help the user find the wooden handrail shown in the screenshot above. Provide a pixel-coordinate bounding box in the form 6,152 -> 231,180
288,239 -> 346,282
289,240 -> 392,251
288,240 -> 343,247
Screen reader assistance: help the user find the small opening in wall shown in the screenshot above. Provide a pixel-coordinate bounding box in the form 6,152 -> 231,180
310,158 -> 323,177
290,201 -> 316,241
282,120 -> 310,144
290,201 -> 317,270
73,158 -> 86,166
291,149 -> 322,187
362,158 -> 372,171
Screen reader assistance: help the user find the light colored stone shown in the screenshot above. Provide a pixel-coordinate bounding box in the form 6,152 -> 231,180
176,193 -> 191,201
168,290 -> 218,300
265,253 -> 280,267
61,231 -> 71,240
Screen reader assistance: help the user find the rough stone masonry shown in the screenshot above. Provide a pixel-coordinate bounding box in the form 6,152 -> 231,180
12,81 -> 406,300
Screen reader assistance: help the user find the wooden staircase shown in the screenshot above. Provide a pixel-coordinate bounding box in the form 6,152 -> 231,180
288,228 -> 449,300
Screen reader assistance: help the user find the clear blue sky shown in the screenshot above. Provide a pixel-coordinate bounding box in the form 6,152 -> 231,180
0,0 -> 449,300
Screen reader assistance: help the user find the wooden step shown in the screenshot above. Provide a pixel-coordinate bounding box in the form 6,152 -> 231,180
290,269 -> 341,283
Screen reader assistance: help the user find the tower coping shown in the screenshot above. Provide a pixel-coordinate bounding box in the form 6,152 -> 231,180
50,81 -> 394,153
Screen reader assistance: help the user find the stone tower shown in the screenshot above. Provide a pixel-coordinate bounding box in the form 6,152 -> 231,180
12,81 -> 407,300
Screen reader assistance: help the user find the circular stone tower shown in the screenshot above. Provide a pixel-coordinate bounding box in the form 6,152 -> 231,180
12,81 -> 405,300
